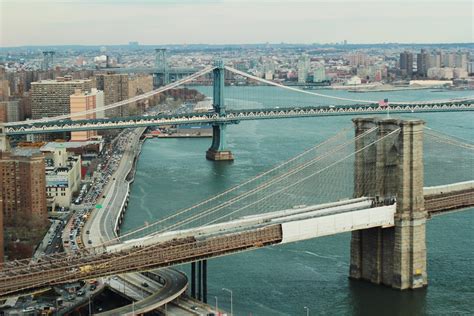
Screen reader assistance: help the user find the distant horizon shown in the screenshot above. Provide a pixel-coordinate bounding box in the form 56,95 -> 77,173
1,41 -> 473,50
1,1 -> 472,47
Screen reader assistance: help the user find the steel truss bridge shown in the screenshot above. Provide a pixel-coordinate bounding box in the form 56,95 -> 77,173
3,101 -> 474,135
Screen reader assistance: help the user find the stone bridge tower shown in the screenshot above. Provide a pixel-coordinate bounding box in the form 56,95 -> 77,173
349,117 -> 428,289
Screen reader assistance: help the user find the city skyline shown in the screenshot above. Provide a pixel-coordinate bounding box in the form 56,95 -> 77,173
1,0 -> 473,47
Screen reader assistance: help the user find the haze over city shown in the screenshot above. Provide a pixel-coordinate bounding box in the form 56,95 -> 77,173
1,0 -> 473,46
0,1 -> 473,315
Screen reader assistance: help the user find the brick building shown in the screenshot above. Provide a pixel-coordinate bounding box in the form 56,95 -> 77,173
0,149 -> 48,259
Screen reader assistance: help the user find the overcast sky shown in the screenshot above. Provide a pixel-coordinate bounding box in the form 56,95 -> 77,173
0,0 -> 472,47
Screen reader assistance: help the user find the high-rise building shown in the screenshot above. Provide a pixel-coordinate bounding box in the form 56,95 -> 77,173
96,73 -> 152,117
417,49 -> 430,77
442,53 -> 456,68
95,73 -> 129,117
347,53 -> 369,67
31,77 -> 93,119
0,149 -> 48,259
42,51 -> 55,71
70,88 -> 104,141
0,183 -> 4,263
399,51 -> 414,77
128,75 -> 153,115
468,62 -> 474,75
455,52 -> 469,70
0,149 -> 47,224
0,101 -> 23,123
430,53 -> 442,69
312,67 -> 326,83
0,79 -> 9,101
297,55 -> 310,83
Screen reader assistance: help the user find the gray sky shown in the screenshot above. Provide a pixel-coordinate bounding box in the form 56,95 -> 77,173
0,0 -> 472,46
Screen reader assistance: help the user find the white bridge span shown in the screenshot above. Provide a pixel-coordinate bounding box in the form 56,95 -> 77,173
109,197 -> 396,252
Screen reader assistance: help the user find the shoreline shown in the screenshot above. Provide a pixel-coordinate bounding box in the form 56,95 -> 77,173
113,129 -> 146,234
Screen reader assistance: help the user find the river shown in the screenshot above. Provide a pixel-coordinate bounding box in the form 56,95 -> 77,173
121,87 -> 473,315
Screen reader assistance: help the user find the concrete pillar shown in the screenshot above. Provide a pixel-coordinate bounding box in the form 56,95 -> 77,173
349,117 -> 427,290
206,123 -> 234,161
206,60 -> 233,161
191,262 -> 196,298
197,261 -> 202,300
202,259 -> 208,303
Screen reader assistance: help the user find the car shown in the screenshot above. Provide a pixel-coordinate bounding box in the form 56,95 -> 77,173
67,294 -> 75,301
22,307 -> 35,313
90,284 -> 96,291
77,289 -> 85,296
141,282 -> 149,288
86,230 -> 90,234
88,240 -> 92,244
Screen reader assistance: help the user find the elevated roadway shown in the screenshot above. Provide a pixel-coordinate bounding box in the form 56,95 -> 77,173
0,182 -> 472,297
3,101 -> 473,135
80,127 -> 190,315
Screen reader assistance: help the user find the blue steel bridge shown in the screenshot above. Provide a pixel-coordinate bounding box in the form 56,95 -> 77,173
1,61 -> 473,159
3,101 -> 474,135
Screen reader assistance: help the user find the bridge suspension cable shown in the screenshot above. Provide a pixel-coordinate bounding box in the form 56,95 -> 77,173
97,125 -> 355,245
225,66 -> 474,105
107,126 -> 383,243
0,126 -> 402,294
63,127 -> 400,282
5,66 -> 216,127
425,127 -> 474,151
149,127 -> 380,235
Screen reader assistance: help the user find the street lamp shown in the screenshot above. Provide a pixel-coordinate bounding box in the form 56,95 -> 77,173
304,306 -> 310,316
214,296 -> 218,314
222,288 -> 233,316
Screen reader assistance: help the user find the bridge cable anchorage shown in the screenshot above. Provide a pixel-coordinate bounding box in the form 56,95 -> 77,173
105,126 -> 380,243
5,66 -> 216,126
96,125 -> 356,245
224,66 -> 474,105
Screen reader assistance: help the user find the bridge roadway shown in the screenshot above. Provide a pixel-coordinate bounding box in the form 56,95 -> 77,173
0,183 -> 472,297
0,197 -> 394,296
82,127 -> 190,315
424,180 -> 474,215
3,101 -> 473,135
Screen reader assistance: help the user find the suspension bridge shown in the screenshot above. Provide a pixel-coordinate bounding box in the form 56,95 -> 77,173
0,61 -> 473,158
0,61 -> 473,305
0,116 -> 473,299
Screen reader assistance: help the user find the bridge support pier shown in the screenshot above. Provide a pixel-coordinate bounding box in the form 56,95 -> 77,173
206,124 -> 234,161
190,260 -> 208,302
349,117 -> 428,290
191,262 -> 196,298
206,60 -> 233,161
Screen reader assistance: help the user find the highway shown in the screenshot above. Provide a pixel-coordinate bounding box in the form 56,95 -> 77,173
100,269 -> 188,316
82,127 -> 192,315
